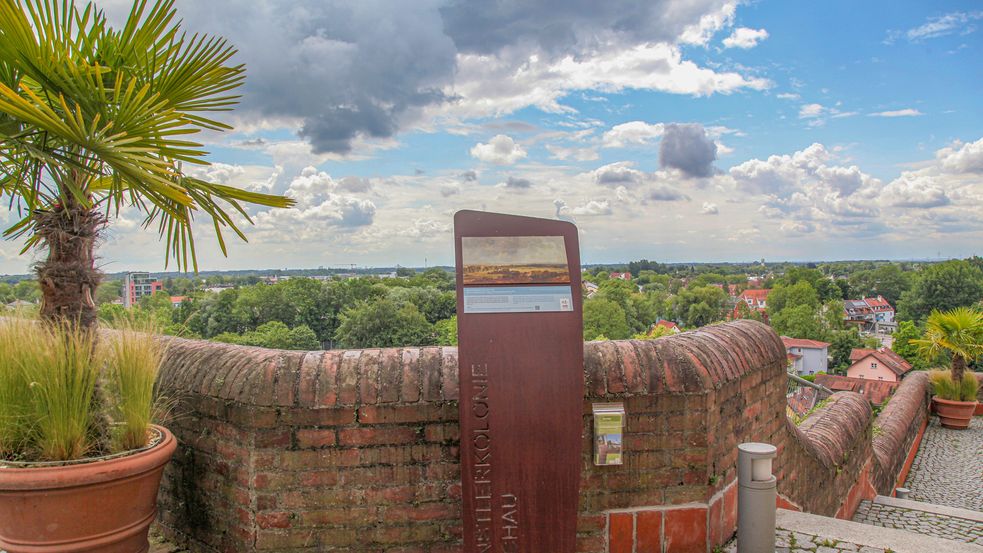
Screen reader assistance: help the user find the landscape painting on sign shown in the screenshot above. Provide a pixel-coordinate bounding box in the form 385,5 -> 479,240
462,236 -> 570,285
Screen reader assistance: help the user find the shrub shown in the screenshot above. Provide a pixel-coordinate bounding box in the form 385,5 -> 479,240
928,370 -> 979,402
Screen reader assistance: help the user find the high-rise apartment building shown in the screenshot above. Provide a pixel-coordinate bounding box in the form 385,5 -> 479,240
122,272 -> 163,308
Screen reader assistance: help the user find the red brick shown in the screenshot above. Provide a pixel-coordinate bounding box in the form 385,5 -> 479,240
664,507 -> 707,553
256,512 -> 291,529
296,428 -> 337,448
338,426 -> 418,446
609,512 -> 634,553
722,482 -> 738,539
359,349 -> 381,405
636,510 -> 663,553
400,348 -> 421,403
297,351 -> 322,406
316,350 -> 341,407
359,403 -> 456,424
337,350 -> 361,406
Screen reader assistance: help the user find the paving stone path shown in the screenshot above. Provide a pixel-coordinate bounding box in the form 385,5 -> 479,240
904,416 -> 983,512
722,528 -> 896,552
853,500 -> 982,544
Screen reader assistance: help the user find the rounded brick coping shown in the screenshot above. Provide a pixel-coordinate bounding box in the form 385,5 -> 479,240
156,319 -> 785,408
871,371 -> 930,467
793,392 -> 872,468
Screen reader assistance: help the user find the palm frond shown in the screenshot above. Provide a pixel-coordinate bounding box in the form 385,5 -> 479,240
0,0 -> 293,271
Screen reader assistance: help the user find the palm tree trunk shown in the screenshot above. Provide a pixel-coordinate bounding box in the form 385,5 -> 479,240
34,193 -> 103,331
951,355 -> 966,390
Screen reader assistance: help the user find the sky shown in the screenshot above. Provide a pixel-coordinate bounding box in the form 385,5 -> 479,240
2,0 -> 982,274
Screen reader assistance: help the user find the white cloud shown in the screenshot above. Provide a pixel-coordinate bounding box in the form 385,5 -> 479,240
438,41 -> 771,123
470,134 -> 527,164
797,103 -> 857,126
869,109 -> 923,118
545,144 -> 600,161
570,200 -> 613,216
777,92 -> 800,100
602,121 -> 665,148
937,139 -> 983,173
701,202 -> 719,214
400,218 -> 451,239
798,103 -> 825,118
593,162 -> 646,187
882,137 -> 983,213
886,11 -> 983,43
722,27 -> 769,49
881,174 -> 950,208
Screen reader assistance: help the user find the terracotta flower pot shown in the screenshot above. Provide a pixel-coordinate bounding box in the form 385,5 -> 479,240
0,425 -> 177,553
932,397 -> 978,430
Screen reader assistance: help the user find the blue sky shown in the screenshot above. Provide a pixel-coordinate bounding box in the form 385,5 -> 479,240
2,0 -> 982,274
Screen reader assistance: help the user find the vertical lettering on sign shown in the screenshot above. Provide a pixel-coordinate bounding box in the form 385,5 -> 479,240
501,493 -> 519,552
471,363 -> 492,552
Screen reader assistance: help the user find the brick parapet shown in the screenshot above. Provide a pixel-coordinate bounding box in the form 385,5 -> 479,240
153,320 -> 928,553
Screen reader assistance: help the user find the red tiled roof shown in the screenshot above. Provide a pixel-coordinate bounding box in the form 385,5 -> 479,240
849,348 -> 876,361
848,348 -> 913,376
781,336 -> 831,349
864,296 -> 892,308
814,374 -> 898,405
740,289 -> 770,301
655,320 -> 679,330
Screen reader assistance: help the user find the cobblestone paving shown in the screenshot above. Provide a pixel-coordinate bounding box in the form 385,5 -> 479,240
904,416 -> 983,511
853,500 -> 982,544
722,528 -> 895,552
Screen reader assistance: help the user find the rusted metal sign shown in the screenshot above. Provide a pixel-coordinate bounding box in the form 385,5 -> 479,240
454,210 -> 584,553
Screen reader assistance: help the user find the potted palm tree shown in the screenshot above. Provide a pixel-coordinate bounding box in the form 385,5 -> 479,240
0,1 -> 292,551
910,307 -> 982,430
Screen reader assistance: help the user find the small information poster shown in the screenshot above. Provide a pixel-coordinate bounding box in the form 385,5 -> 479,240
463,285 -> 573,314
593,403 -> 625,466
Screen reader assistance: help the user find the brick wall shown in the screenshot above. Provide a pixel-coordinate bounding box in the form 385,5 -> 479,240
154,320 -> 932,553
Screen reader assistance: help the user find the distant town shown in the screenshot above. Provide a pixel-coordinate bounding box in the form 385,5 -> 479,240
4,257 -> 982,416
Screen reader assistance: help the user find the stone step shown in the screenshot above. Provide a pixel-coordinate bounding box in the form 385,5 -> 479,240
873,494 -> 983,523
778,508 -> 983,553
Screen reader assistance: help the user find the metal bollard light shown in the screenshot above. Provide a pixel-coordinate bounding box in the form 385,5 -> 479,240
737,442 -> 777,553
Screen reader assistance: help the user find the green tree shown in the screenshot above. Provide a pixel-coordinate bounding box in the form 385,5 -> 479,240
583,298 -> 630,340
434,316 -> 458,346
847,264 -> 912,306
387,286 -> 455,324
909,307 -> 983,388
897,260 -> 983,322
334,298 -> 435,348
767,281 -> 819,316
96,280 -> 122,305
671,285 -> 727,327
0,0 -> 292,329
214,321 -> 320,351
771,304 -> 823,340
827,329 -> 863,371
892,321 -> 928,369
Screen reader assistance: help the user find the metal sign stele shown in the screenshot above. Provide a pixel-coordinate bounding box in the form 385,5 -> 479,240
454,210 -> 584,553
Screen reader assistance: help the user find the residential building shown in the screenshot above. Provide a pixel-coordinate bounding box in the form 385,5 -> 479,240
650,320 -> 681,334
170,296 -> 188,307
814,374 -> 897,406
846,348 -> 912,383
733,289 -> 770,320
843,296 -> 895,333
782,336 -> 830,376
122,272 -> 163,308
609,272 -> 632,281
583,281 -> 599,298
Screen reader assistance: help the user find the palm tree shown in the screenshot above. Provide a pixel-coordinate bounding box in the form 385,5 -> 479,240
0,0 -> 293,330
910,307 -> 983,388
